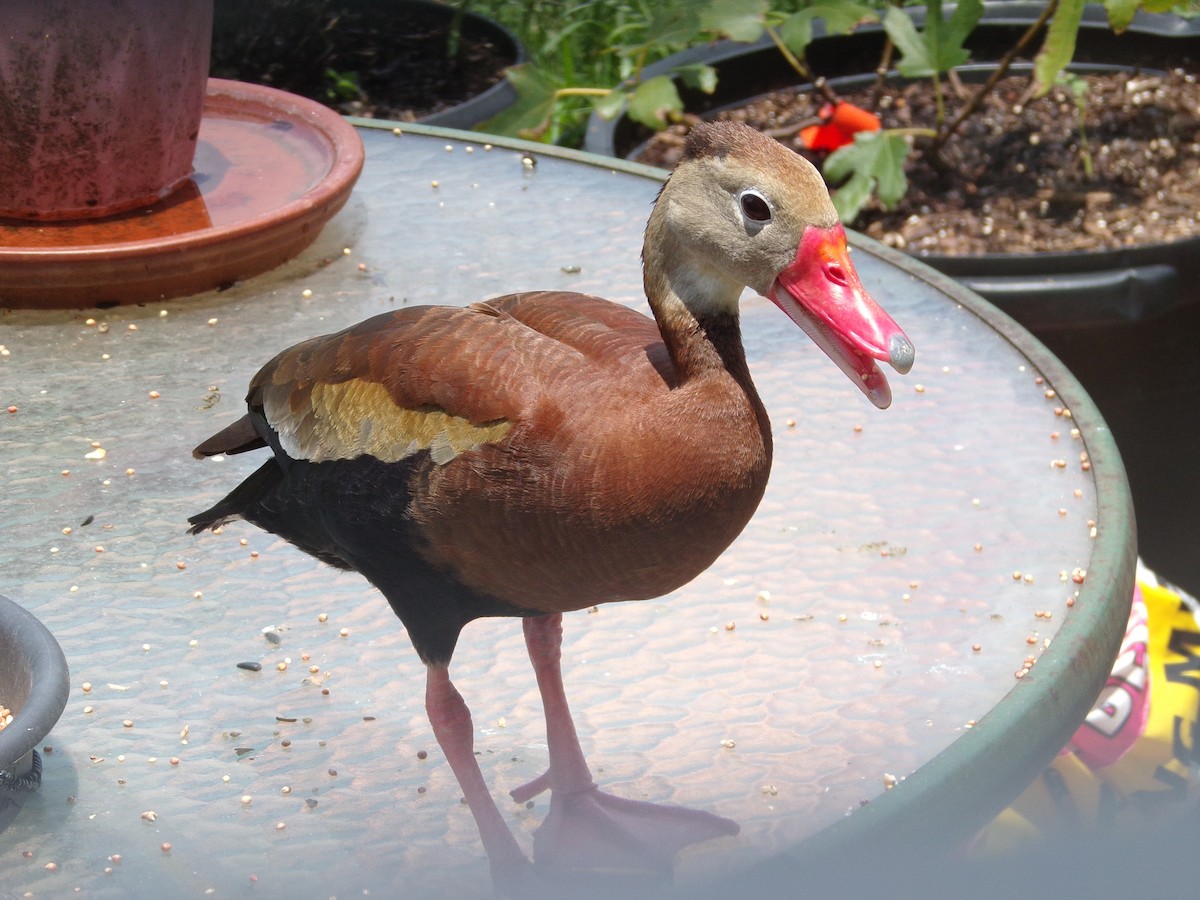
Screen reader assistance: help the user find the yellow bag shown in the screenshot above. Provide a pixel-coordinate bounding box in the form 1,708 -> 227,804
977,561 -> 1200,854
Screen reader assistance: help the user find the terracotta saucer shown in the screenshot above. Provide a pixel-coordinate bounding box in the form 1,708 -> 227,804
0,78 -> 364,309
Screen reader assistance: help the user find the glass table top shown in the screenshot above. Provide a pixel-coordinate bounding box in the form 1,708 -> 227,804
0,124 -> 1133,897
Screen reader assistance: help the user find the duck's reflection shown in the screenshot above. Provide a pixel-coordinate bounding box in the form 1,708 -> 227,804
430,613 -> 738,893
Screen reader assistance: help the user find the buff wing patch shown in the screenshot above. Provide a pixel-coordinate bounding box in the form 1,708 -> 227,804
262,378 -> 512,465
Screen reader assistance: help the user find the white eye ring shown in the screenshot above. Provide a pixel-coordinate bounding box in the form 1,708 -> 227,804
738,189 -> 773,228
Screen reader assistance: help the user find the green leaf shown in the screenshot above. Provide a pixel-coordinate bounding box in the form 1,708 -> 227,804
478,64 -> 558,139
644,1 -> 707,49
942,0 -> 985,65
883,6 -> 935,78
778,11 -> 815,58
869,141 -> 910,209
809,2 -> 881,36
701,0 -> 769,43
1033,0 -> 1086,98
824,131 -> 911,221
627,76 -> 683,129
673,63 -> 718,95
885,0 -> 983,79
592,88 -> 628,121
778,3 -> 879,69
830,170 -> 875,223
1142,0 -> 1186,12
1103,0 -> 1141,32
1104,0 -> 1192,36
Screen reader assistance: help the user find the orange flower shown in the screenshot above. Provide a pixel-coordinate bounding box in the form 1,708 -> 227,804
799,102 -> 881,151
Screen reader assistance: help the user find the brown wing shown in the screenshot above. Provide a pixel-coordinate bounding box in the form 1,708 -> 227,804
244,294 -> 667,466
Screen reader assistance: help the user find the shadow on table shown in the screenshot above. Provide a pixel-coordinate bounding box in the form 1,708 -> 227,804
700,806 -> 1200,899
0,746 -> 79,840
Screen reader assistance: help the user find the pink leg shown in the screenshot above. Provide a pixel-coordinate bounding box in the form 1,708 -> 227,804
513,613 -> 739,876
425,665 -> 531,892
522,613 -> 598,795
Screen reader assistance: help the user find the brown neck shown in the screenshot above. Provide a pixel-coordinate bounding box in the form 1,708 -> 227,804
648,287 -> 773,458
641,189 -> 769,440
652,302 -> 748,387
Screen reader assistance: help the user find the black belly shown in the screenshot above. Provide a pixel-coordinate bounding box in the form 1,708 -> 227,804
195,451 -> 537,665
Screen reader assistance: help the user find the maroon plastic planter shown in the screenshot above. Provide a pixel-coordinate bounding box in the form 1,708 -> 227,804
0,0 -> 213,220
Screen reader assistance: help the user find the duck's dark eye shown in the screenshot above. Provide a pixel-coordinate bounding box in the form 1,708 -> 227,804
739,190 -> 772,223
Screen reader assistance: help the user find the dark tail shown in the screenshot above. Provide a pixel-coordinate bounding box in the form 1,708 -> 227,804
192,414 -> 265,459
188,460 -> 283,534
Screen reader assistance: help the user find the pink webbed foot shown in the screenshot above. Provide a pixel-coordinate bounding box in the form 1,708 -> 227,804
514,776 -> 739,878
515,614 -> 739,880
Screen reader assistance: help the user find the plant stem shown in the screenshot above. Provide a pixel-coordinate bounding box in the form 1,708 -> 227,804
932,70 -> 945,126
869,0 -> 902,113
556,87 -> 614,98
765,24 -> 812,80
932,0 -> 1060,153
1078,110 -> 1095,179
869,37 -> 896,114
1069,76 -> 1095,179
766,25 -> 839,106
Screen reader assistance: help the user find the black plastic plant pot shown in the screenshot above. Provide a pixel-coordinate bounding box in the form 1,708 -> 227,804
211,0 -> 525,130
408,0 -> 525,130
585,3 -> 1200,159
584,3 -> 1200,594
416,18 -> 524,128
0,594 -> 70,793
707,60 -> 1200,339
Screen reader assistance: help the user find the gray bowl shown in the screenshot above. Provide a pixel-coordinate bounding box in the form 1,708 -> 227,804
0,594 -> 69,791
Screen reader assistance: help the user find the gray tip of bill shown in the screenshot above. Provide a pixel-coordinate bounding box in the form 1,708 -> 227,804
890,334 -> 915,375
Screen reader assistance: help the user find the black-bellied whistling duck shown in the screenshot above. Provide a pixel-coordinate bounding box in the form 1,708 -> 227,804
189,121 -> 913,890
